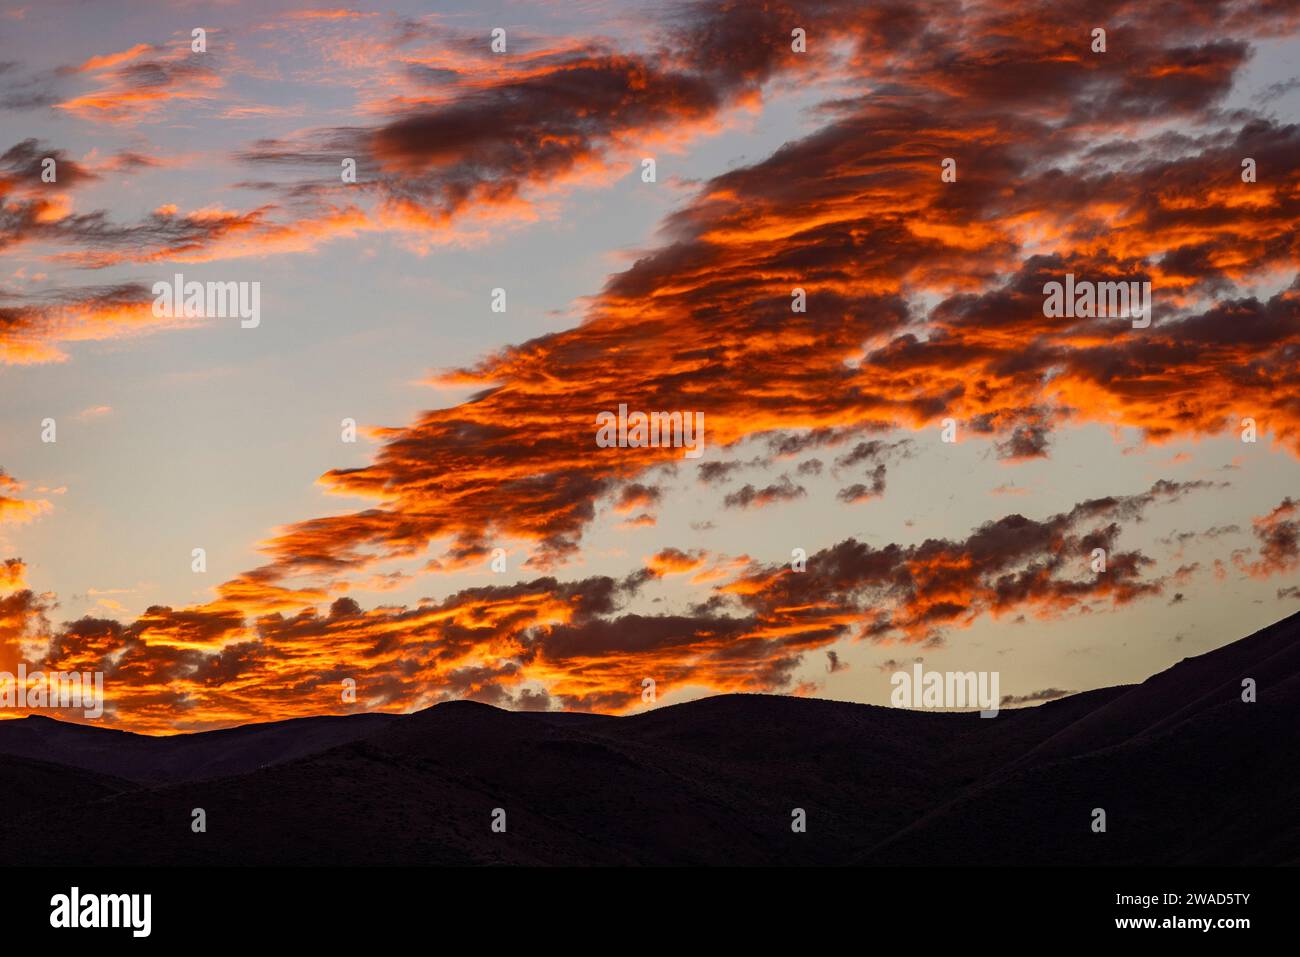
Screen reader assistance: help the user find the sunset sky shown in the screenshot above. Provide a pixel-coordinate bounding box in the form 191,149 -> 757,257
1,0 -> 1298,733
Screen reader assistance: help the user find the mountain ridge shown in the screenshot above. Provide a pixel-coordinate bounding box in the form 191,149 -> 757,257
0,609 -> 1294,865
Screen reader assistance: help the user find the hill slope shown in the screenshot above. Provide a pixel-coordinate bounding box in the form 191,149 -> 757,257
0,612 -> 1294,865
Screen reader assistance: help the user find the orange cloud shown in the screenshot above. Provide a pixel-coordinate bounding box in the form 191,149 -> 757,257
55,40 -> 224,123
0,471 -> 51,524
0,283 -> 183,365
0,475 -> 1217,730
1238,498 -> 1299,578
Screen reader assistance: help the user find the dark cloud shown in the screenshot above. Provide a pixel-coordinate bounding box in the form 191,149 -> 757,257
1000,687 -> 1073,706
724,476 -> 807,509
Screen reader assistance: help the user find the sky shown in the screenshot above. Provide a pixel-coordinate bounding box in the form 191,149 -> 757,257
0,0 -> 1297,733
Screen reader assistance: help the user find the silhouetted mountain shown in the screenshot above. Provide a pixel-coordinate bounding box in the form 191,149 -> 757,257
866,611 -> 1300,866
0,611 -> 1294,865
0,712 -> 399,784
0,752 -> 133,818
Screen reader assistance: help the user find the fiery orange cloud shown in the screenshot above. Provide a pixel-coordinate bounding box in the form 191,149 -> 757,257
283,9 -> 366,21
0,471 -> 51,524
1237,498 -> 1300,578
0,475 -> 1222,731
645,548 -> 708,576
0,559 -> 26,591
0,283 -> 184,365
68,42 -> 154,74
206,0 -> 1300,597
55,38 -> 224,122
